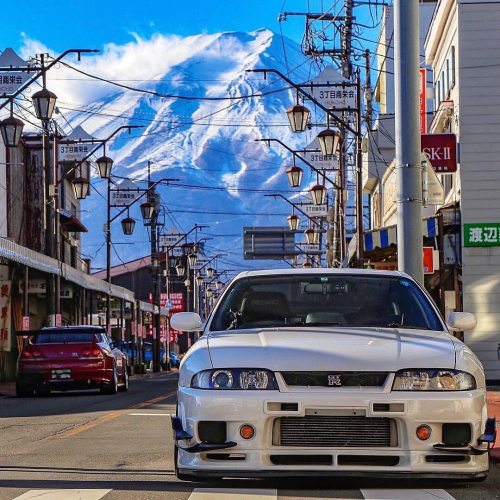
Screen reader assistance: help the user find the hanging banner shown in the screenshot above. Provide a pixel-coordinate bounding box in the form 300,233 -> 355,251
0,281 -> 11,351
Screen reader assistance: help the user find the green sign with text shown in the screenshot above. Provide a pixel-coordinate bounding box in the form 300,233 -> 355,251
463,223 -> 500,247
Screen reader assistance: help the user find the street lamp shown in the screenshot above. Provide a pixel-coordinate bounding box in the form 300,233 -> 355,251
175,260 -> 185,277
121,216 -> 136,236
196,275 -> 204,286
286,104 -> 310,133
206,267 -> 215,278
304,227 -> 320,245
0,115 -> 24,148
317,128 -> 341,156
288,214 -> 300,231
72,177 -> 90,200
303,261 -> 313,268
140,201 -> 155,221
286,165 -> 303,188
187,252 -> 197,267
32,87 -> 57,121
95,155 -> 114,179
310,184 -> 327,205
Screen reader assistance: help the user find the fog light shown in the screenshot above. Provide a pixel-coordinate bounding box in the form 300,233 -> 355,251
416,424 -> 432,440
240,424 -> 255,440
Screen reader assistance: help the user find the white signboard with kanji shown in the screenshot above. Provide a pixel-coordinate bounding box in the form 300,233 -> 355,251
303,204 -> 328,217
307,66 -> 356,110
59,143 -> 92,162
0,49 -> 31,96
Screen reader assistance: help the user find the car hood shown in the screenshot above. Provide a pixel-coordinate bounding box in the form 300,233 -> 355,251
207,327 -> 456,372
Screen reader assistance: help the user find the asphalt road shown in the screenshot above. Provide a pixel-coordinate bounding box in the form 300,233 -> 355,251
0,373 -> 499,500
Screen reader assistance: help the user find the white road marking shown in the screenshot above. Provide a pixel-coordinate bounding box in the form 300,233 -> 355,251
128,412 -> 171,416
188,488 -> 277,500
13,490 -> 112,500
361,489 -> 455,500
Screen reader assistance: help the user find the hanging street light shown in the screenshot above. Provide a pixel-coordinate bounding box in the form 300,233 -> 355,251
317,128 -> 341,156
72,177 -> 90,200
184,278 -> 191,288
196,275 -> 204,286
121,216 -> 136,236
286,104 -> 310,133
304,228 -> 320,245
0,115 -> 24,148
32,87 -> 57,121
175,260 -> 185,277
215,280 -> 223,290
140,201 -> 155,221
95,155 -> 114,179
187,252 -> 197,267
287,214 -> 300,231
286,165 -> 303,188
303,261 -> 313,268
206,267 -> 215,278
309,184 -> 327,205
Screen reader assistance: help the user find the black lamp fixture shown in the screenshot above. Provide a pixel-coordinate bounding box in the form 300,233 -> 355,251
309,184 -> 327,205
32,87 -> 57,121
0,114 -> 24,148
187,252 -> 197,267
304,228 -> 318,245
175,260 -> 185,277
184,278 -> 191,288
95,154 -> 114,179
196,275 -> 204,286
72,177 -> 90,200
121,210 -> 136,235
286,103 -> 310,133
286,164 -> 303,188
317,128 -> 341,156
215,280 -> 223,290
140,200 -> 155,221
288,214 -> 300,231
206,267 -> 215,278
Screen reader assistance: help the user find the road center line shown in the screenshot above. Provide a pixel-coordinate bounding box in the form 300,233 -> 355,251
57,389 -> 177,439
128,412 -> 171,416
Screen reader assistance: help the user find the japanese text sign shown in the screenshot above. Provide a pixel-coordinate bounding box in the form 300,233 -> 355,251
0,281 -> 11,351
421,134 -> 457,173
464,223 -> 500,247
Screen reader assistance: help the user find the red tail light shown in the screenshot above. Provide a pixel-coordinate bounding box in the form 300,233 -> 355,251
21,350 -> 31,359
32,350 -> 43,358
82,347 -> 103,358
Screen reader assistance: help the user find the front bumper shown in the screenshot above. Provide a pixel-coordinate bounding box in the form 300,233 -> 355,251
175,386 -> 490,478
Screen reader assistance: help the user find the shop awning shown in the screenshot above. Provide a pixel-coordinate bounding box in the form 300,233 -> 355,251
59,209 -> 88,233
364,217 -> 438,252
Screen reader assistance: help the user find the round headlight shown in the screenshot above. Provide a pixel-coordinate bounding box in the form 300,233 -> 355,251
211,370 -> 233,389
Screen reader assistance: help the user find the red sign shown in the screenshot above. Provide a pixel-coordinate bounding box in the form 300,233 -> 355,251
423,247 -> 434,274
419,69 -> 427,134
168,292 -> 184,313
421,134 -> 457,173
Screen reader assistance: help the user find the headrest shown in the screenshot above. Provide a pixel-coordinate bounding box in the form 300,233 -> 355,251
305,312 -> 345,324
241,291 -> 289,317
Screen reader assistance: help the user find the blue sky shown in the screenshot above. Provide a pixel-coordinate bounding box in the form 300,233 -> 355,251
2,0 -> 314,53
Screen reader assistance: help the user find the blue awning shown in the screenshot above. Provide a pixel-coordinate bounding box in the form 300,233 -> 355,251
364,217 -> 438,252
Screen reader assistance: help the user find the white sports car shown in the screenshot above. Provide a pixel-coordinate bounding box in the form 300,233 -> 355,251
171,269 -> 496,481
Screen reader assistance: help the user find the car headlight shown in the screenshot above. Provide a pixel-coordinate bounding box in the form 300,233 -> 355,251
392,369 -> 476,391
191,369 -> 278,390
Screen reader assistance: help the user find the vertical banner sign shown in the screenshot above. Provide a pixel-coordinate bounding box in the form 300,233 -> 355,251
22,316 -> 30,332
419,68 -> 427,134
423,247 -> 434,274
0,281 -> 11,351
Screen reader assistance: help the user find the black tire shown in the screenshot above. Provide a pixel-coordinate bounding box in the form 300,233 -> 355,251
119,364 -> 129,392
101,366 -> 118,395
15,382 -> 34,397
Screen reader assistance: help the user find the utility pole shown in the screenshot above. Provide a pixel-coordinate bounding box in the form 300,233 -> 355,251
364,49 -> 373,130
394,0 -> 423,283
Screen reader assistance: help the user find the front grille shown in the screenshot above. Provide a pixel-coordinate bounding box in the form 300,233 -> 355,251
278,416 -> 392,447
281,371 -> 388,387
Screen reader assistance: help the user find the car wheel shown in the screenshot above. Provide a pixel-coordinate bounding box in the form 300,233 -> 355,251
15,382 -> 34,397
119,364 -> 129,392
101,365 -> 118,395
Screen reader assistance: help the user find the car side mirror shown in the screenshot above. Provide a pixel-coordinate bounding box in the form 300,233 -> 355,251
171,312 -> 203,332
447,311 -> 476,332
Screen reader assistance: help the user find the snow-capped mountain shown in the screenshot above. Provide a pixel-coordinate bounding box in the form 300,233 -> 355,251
51,30 -> 325,272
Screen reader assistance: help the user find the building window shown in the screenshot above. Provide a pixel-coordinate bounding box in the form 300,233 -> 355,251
450,45 -> 456,88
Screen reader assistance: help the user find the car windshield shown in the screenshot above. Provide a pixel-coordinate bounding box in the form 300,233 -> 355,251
34,331 -> 99,344
209,274 -> 443,332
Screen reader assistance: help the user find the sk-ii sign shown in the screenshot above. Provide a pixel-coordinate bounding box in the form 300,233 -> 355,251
421,134 -> 457,173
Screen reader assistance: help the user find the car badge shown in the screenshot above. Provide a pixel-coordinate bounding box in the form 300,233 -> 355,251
327,374 -> 341,386
72,352 -> 78,357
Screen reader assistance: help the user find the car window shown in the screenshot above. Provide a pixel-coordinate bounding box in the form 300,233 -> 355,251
209,274 -> 443,332
34,332 -> 98,344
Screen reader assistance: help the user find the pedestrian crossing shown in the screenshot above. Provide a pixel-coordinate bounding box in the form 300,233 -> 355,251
9,488 -> 458,500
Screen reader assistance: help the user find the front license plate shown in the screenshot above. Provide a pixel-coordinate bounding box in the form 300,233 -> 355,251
51,368 -> 72,380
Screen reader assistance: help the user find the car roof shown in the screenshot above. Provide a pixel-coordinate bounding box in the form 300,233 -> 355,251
232,268 -> 409,280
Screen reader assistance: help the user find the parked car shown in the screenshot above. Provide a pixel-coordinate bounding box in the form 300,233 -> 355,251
170,269 -> 494,482
16,325 -> 128,396
169,351 -> 181,368
143,341 -> 166,366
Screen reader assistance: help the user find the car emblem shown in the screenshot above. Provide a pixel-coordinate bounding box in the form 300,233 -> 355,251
327,374 -> 341,386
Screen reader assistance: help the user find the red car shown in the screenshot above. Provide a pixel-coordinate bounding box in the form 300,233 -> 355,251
16,326 -> 129,396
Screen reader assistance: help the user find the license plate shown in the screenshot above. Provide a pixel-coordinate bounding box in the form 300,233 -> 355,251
51,368 -> 72,380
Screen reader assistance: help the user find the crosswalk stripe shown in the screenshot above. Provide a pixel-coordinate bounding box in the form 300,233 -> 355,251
13,490 -> 112,500
361,489 -> 455,500
188,488 -> 277,500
